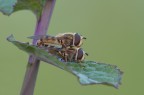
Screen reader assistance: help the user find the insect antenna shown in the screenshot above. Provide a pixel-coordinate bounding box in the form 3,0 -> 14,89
82,37 -> 86,39
85,53 -> 88,56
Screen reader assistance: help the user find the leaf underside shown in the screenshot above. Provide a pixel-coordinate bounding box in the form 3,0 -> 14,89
7,35 -> 123,88
0,0 -> 46,18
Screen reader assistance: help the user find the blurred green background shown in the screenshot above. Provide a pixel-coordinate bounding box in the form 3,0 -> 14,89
0,0 -> 144,95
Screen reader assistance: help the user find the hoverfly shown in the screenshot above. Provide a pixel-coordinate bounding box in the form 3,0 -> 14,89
28,33 -> 86,48
28,33 -> 87,63
55,47 -> 88,62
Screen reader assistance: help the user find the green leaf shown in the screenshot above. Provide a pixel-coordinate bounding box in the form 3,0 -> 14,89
0,0 -> 17,15
7,35 -> 123,88
0,0 -> 46,18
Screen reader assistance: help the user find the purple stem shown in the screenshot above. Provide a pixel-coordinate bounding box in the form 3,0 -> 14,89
20,0 -> 56,95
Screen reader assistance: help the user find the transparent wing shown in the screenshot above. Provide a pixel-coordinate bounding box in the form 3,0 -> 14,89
27,35 -> 51,40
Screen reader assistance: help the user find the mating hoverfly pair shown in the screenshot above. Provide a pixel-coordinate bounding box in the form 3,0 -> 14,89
29,33 -> 88,63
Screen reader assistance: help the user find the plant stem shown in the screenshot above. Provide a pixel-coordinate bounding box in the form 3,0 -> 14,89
20,0 -> 56,95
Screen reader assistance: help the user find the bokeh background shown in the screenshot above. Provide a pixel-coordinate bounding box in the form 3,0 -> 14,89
0,0 -> 144,95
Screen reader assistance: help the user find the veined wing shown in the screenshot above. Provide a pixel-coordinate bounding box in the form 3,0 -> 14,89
27,35 -> 51,40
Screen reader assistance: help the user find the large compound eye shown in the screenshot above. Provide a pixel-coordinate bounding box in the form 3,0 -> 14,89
74,33 -> 81,46
76,48 -> 84,61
